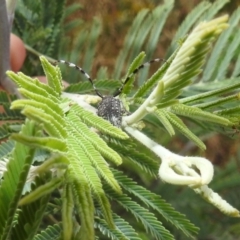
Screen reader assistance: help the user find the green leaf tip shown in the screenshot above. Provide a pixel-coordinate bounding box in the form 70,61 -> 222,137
7,70 -> 59,99
10,133 -> 68,153
18,177 -> 62,206
39,56 -> 63,95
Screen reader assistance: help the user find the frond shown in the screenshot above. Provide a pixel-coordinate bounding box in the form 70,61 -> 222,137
202,0 -> 229,20
7,72 -> 59,99
33,224 -> 62,240
169,104 -> 230,126
0,140 -> 15,158
122,15 -> 230,145
68,107 -> 122,192
40,57 -> 63,95
14,0 -> 66,75
178,79 -> 240,131
82,18 -> 102,73
70,104 -> 122,165
65,79 -> 121,94
0,123 -> 20,141
62,183 -> 74,240
133,46 -> 177,98
64,4 -> 83,32
0,105 -> 23,121
216,28 -> 240,80
11,133 -> 68,153
11,175 -> 51,240
114,2 -> 174,81
0,120 -> 37,238
60,17 -> 102,83
104,185 -> 174,240
18,177 -> 62,206
181,81 -> 240,105
108,139 -> 159,177
7,56 -> 126,236
0,91 -> 13,103
71,177 -> 95,239
122,52 -> 146,95
145,0 -> 174,58
154,110 -> 175,136
66,127 -> 115,228
163,16 -> 227,96
203,7 -> 240,82
164,111 -> 206,150
0,91 -> 23,124
112,169 -> 199,238
113,9 -> 151,80
167,1 -> 211,55
95,213 -> 141,240
66,129 -> 104,193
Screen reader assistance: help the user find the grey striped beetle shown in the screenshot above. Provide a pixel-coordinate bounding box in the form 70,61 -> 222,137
57,58 -> 164,127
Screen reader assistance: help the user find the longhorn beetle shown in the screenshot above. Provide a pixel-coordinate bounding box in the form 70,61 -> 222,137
57,58 -> 165,127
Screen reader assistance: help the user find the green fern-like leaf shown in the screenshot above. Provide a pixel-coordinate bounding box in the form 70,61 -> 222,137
70,104 -> 123,166
0,140 -> 15,158
113,9 -> 151,80
11,133 -> 68,153
71,177 -> 95,240
164,111 -> 206,150
167,1 -> 211,55
112,169 -> 199,238
33,224 -> 62,240
67,108 -> 122,193
105,184 -> 174,240
14,0 -> 66,75
203,7 -> 240,82
134,43 -> 179,98
7,72 -> 59,100
169,103 -> 230,126
65,79 -> 121,94
61,183 -> 74,240
11,175 -> 51,240
108,139 -> 159,177
202,0 -> 229,20
154,110 -> 175,136
121,52 -> 146,95
66,127 -> 115,229
113,2 -> 174,87
0,123 -> 20,141
0,120 -> 37,239
18,177 -> 62,206
95,212 -> 141,240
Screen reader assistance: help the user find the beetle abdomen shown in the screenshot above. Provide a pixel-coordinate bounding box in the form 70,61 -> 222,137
97,96 -> 122,128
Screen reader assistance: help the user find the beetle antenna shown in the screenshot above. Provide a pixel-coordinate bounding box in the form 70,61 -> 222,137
56,60 -> 103,98
113,58 -> 165,97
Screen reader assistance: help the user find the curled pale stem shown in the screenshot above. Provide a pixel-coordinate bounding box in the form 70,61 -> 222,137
124,126 -> 213,186
124,126 -> 239,217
